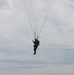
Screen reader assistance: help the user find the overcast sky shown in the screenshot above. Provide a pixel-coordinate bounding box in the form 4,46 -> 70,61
0,0 -> 74,75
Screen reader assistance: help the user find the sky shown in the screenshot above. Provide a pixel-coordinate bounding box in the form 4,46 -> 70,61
0,0 -> 74,75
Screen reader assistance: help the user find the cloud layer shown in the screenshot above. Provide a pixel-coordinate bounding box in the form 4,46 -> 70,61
0,0 -> 74,75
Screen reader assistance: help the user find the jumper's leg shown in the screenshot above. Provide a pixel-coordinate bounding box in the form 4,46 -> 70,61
34,47 -> 37,55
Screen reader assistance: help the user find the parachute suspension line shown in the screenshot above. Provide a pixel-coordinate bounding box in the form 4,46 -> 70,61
23,0 -> 34,35
38,6 -> 49,38
38,0 -> 55,38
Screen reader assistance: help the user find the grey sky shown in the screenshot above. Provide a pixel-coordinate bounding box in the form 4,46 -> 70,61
0,0 -> 74,75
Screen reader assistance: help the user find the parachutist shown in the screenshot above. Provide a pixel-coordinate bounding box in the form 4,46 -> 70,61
32,38 -> 40,55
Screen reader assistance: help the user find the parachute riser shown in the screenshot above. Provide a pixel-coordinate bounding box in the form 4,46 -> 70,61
34,32 -> 39,40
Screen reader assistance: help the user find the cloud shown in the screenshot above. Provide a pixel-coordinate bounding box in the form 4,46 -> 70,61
0,64 -> 74,75
0,0 -> 74,75
41,0 -> 74,47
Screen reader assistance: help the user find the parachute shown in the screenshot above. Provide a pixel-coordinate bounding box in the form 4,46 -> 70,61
23,0 -> 55,39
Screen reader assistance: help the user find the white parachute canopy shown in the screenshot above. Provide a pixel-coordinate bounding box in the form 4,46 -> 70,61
23,0 -> 55,39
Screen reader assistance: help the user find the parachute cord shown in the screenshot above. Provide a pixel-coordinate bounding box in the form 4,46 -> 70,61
34,32 -> 36,39
38,0 -> 55,38
23,0 -> 34,35
38,7 -> 49,38
34,32 -> 39,40
38,15 -> 47,38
